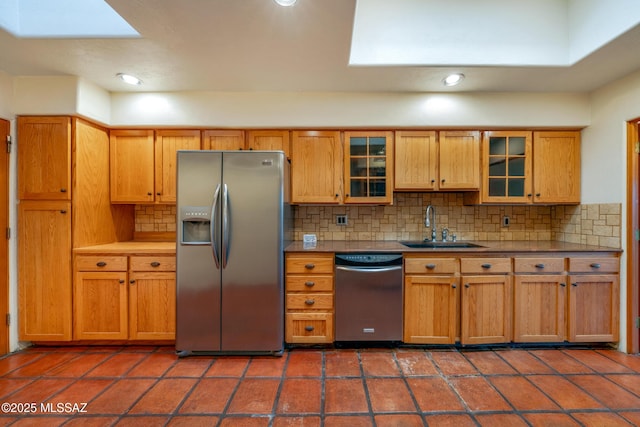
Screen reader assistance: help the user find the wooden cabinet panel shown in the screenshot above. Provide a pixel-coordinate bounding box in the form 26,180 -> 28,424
74,271 -> 128,340
285,253 -> 334,274
291,131 -> 343,204
568,274 -> 619,342
404,275 -> 458,344
286,276 -> 333,292
460,257 -> 511,274
460,275 -> 512,345
18,201 -> 72,341
155,130 -> 201,204
394,131 -> 438,190
247,130 -> 290,158
513,274 -> 566,342
514,257 -> 565,273
130,256 -> 176,272
285,313 -> 334,343
202,130 -> 245,150
569,257 -> 619,273
17,116 -> 71,200
533,131 -> 580,204
404,257 -> 458,275
110,130 -> 155,203
129,272 -> 176,340
286,293 -> 334,310
439,131 -> 480,190
75,256 -> 128,272
343,131 -> 394,204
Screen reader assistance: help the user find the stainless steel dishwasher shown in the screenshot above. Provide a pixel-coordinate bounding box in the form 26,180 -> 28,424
335,253 -> 403,341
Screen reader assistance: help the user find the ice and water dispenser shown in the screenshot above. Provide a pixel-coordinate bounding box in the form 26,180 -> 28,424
180,206 -> 211,244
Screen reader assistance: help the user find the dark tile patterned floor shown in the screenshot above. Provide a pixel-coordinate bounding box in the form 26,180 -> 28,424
1,345 -> 639,426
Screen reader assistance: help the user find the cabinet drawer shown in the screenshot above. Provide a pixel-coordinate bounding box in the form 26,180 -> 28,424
130,256 -> 176,272
514,257 -> 565,273
286,254 -> 334,274
405,257 -> 458,274
461,257 -> 511,274
569,257 -> 619,273
286,293 -> 334,310
75,255 -> 127,271
285,312 -> 334,343
286,275 -> 334,292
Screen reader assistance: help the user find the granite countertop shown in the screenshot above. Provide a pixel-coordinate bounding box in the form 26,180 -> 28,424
285,240 -> 622,254
74,241 -> 176,255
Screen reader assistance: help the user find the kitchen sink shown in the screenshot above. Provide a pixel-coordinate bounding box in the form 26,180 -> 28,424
399,241 -> 485,249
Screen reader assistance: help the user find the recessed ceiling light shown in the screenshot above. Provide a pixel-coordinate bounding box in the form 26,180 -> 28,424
442,73 -> 465,86
117,73 -> 142,85
274,0 -> 297,6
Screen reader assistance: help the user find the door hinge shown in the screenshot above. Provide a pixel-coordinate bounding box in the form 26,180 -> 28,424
5,313 -> 10,327
5,135 -> 10,153
636,229 -> 640,241
636,317 -> 640,329
636,142 -> 640,154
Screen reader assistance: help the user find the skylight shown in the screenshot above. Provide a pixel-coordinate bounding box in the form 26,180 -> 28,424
0,0 -> 139,38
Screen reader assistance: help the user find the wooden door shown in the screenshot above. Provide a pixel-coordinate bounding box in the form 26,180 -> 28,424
74,271 -> 128,340
129,272 -> 176,340
533,131 -> 581,204
17,116 -> 71,200
291,131 -> 343,204
461,275 -> 512,345
481,131 -> 532,203
439,131 -> 480,190
513,275 -> 566,342
394,131 -> 438,190
18,201 -> 72,341
110,130 -> 155,203
0,119 -> 8,354
202,130 -> 245,150
155,130 -> 201,204
404,275 -> 458,344
247,130 -> 290,158
343,131 -> 394,204
568,274 -> 619,342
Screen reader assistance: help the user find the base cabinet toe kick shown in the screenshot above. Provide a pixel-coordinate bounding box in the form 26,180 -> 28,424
285,251 -> 620,347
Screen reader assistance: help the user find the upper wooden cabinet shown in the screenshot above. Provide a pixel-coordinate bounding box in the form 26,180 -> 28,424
155,130 -> 201,203
473,130 -> 580,204
247,130 -> 290,158
110,130 -> 155,203
394,130 -> 479,191
202,130 -> 245,150
18,116 -> 71,200
343,131 -> 394,204
291,131 -> 343,204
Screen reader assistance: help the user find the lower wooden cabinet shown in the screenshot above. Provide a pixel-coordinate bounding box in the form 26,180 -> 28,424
568,274 -> 619,342
285,253 -> 335,343
73,254 -> 176,341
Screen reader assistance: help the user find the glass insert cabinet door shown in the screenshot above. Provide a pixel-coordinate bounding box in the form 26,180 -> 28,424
343,131 -> 394,204
482,131 -> 532,203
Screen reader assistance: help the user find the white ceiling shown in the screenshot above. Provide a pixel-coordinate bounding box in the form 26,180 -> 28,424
1,0 -> 640,94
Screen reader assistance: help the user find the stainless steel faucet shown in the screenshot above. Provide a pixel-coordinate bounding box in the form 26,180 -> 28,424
425,205 -> 436,242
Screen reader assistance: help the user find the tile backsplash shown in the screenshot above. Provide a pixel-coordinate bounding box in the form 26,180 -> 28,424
134,195 -> 622,248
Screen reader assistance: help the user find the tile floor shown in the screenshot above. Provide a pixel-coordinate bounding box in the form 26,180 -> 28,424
0,345 -> 640,426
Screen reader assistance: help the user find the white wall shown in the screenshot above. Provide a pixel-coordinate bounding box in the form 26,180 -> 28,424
581,68 -> 640,353
0,71 -> 13,118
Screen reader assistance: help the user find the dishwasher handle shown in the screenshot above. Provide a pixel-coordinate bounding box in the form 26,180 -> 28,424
336,265 -> 402,273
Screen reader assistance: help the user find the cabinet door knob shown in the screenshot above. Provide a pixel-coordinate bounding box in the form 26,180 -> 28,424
150,261 -> 161,267
536,193 -> 541,197
60,188 -> 67,193
96,261 -> 107,267
535,263 -> 545,269
305,326 -> 315,332
590,263 -> 601,269
147,192 -> 153,196
452,283 -> 457,289
425,264 -> 436,270
130,279 -> 136,284
481,263 -> 492,269
304,281 -> 315,287
560,282 -> 566,287
60,210 -> 67,214
527,193 -> 533,197
571,282 -> 578,287
441,179 -> 446,183
431,179 -> 435,184
157,192 -> 161,196
335,193 -> 339,197
464,283 -> 470,288
119,280 -> 125,284
304,263 -> 315,269
304,299 -> 315,305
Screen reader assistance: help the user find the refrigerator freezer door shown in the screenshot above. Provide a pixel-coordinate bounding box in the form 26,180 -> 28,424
220,152 -> 285,352
176,151 -> 223,352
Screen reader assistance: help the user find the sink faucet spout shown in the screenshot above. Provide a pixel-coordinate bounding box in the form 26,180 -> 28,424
425,205 -> 436,242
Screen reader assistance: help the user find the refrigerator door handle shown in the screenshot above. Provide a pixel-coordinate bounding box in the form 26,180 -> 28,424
222,183 -> 230,268
211,183 -> 221,268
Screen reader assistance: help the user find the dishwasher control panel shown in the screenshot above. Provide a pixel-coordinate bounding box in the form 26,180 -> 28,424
335,253 -> 403,267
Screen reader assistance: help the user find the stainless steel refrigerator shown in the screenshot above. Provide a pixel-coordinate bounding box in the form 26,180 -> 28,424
175,150 -> 291,356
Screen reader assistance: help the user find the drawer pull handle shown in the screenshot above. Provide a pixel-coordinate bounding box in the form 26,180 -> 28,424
481,263 -> 492,269
590,263 -> 601,269
96,261 -> 107,267
150,262 -> 161,267
304,281 -> 315,287
305,326 -> 315,332
304,263 -> 315,269
560,282 -> 566,287
571,282 -> 577,287
535,263 -> 545,269
425,264 -> 436,270
305,299 -> 315,305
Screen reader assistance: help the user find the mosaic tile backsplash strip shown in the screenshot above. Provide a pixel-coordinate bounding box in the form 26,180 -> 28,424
134,194 -> 621,248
